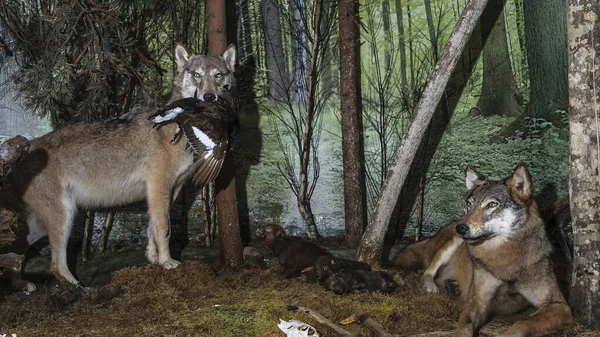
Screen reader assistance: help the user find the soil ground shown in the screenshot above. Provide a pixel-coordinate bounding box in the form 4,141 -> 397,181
0,243 -> 596,337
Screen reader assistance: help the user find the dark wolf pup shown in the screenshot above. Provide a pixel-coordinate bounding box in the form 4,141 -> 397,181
0,44 -> 237,291
394,164 -> 573,337
255,225 -> 331,281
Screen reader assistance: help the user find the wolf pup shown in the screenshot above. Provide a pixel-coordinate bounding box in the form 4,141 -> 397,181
255,225 -> 331,281
313,255 -> 370,284
0,44 -> 237,291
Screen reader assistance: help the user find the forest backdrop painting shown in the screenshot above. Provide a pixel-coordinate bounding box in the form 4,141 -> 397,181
0,0 -> 570,242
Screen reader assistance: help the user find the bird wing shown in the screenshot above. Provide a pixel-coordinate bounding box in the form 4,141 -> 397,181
176,112 -> 230,187
148,97 -> 202,124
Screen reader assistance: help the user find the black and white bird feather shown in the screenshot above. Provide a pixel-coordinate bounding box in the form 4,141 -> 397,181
149,93 -> 239,187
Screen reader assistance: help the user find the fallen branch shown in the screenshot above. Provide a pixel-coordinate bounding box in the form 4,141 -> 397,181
343,309 -> 396,337
286,306 -> 360,337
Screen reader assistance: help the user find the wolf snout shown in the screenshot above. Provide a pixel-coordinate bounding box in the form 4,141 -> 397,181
455,223 -> 469,236
203,93 -> 217,102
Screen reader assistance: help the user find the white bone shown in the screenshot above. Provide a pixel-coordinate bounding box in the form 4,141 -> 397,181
277,319 -> 320,337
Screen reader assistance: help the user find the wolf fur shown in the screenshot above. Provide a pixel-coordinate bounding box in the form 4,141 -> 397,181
393,164 -> 573,336
0,44 -> 237,291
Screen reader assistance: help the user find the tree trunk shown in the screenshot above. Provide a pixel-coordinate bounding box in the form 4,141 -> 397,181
356,0 -> 489,265
424,0 -> 439,61
206,0 -> 243,268
394,0 -> 409,96
339,0 -> 367,247
474,0 -> 520,117
567,0 -> 600,327
290,0 -> 307,101
513,0 -> 527,91
237,0 -> 254,63
297,0 -> 325,241
523,0 -> 568,126
382,0 -> 391,70
261,0 -> 290,100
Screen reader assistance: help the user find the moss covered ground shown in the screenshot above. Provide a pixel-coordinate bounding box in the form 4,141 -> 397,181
0,247 -> 594,337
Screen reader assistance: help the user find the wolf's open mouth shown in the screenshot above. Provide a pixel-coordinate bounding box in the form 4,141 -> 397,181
461,233 -> 494,244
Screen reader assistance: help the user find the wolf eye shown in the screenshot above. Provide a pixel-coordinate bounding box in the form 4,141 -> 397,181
487,201 -> 498,208
193,72 -> 201,78
215,73 -> 222,79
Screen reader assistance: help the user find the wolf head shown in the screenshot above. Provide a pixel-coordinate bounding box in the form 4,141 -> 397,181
172,44 -> 236,102
315,255 -> 337,283
455,164 -> 535,244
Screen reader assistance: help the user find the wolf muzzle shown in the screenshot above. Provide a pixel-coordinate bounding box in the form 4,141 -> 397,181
455,223 -> 469,236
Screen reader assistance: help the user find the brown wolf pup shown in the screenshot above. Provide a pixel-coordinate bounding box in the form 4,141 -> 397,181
0,44 -> 237,291
394,164 -> 573,336
313,255 -> 371,284
255,225 -> 331,281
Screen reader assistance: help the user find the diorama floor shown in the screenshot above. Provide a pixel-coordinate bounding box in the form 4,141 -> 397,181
0,245 -> 595,337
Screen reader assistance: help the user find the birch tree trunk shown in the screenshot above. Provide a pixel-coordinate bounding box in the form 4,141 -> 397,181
567,0 -> 600,327
356,0 -> 489,265
206,0 -> 244,268
297,0 -> 324,241
339,0 -> 367,247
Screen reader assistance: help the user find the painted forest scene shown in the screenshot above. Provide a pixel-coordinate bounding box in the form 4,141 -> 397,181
0,0 -> 599,335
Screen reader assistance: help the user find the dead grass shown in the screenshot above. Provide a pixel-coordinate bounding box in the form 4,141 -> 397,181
0,258 -> 594,337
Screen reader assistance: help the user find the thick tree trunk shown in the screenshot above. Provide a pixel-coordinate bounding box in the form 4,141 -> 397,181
523,0 -> 568,126
356,0 -> 489,265
206,0 -> 243,268
261,0 -> 290,100
474,0 -> 520,117
567,0 -> 600,327
339,0 -> 367,247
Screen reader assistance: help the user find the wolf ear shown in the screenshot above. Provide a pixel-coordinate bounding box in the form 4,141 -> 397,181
175,44 -> 190,74
507,163 -> 533,202
465,166 -> 485,190
222,44 -> 236,72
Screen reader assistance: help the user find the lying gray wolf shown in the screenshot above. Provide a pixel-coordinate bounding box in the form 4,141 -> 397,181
393,164 -> 573,336
0,44 -> 237,291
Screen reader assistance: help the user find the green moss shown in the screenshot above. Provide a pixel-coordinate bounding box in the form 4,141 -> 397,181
0,260 -> 591,336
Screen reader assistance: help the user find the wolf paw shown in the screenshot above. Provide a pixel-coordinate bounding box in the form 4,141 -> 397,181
160,258 -> 181,270
145,248 -> 159,264
421,275 -> 439,294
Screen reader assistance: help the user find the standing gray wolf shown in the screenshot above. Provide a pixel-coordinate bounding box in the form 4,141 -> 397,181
393,164 -> 573,336
0,44 -> 237,291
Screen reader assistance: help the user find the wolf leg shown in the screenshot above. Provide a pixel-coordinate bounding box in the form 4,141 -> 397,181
146,176 -> 180,269
454,268 -> 503,337
5,214 -> 44,292
501,281 -> 573,337
422,235 -> 463,293
42,193 -> 79,285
